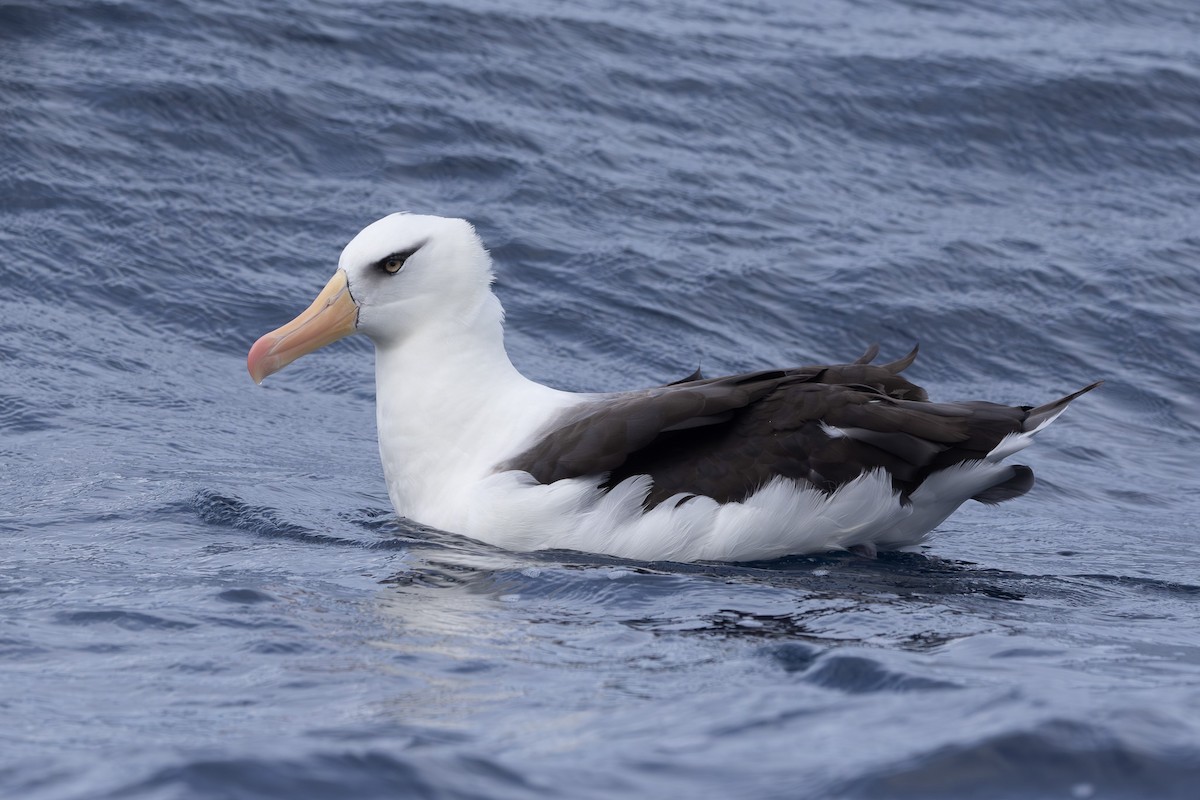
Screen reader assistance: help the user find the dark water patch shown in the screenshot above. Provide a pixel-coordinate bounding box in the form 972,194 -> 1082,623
74,643 -> 131,654
443,561 -> 716,609
397,545 -> 1054,618
381,565 -> 477,591
340,506 -> 406,533
198,614 -> 304,632
0,394 -> 55,433
105,751 -> 550,800
991,647 -> 1068,659
215,588 -> 277,604
24,0 -> 163,34
764,642 -> 821,673
245,640 -> 314,655
0,1 -> 65,40
192,489 -> 366,547
306,723 -> 469,747
728,552 -> 1032,602
0,766 -> 78,800
169,660 -> 229,675
399,153 -> 525,185
369,519 -> 503,555
909,0 -> 1200,26
381,546 -> 536,591
1055,444 -> 1110,463
0,637 -> 48,659
624,602 -> 965,652
839,718 -> 1200,800
379,105 -> 545,159
54,609 -> 198,632
818,57 -> 1200,175
802,653 -> 960,694
627,608 -> 836,641
1071,573 -> 1200,596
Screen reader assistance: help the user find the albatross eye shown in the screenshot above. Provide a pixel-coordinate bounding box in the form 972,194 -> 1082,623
375,244 -> 424,275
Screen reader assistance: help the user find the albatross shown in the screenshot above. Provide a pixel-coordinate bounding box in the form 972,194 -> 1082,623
247,213 -> 1099,562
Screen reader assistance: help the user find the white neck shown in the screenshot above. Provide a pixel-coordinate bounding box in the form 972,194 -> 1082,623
370,297 -> 577,525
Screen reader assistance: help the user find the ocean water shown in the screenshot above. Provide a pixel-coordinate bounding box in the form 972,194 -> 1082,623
3,0 -> 1200,797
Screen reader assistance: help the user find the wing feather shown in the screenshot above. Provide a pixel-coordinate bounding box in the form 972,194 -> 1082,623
499,350 -> 1093,510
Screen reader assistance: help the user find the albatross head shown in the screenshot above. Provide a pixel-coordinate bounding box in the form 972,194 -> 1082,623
247,213 -> 494,383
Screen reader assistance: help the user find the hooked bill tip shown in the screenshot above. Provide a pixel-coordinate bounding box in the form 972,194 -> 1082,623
247,334 -> 277,385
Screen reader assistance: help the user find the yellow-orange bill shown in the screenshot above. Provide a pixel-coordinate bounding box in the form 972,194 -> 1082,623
247,270 -> 357,384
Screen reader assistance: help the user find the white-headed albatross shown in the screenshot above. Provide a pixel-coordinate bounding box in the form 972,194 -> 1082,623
247,213 -> 1099,562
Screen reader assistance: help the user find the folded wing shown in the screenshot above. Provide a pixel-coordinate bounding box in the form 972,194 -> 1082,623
500,347 -> 1098,510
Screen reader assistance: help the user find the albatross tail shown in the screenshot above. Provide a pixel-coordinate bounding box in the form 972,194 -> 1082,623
969,380 -> 1103,507
985,381 -> 1103,464
1023,380 -> 1105,435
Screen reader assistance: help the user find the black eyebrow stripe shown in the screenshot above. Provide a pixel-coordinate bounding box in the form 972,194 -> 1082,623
373,240 -> 428,271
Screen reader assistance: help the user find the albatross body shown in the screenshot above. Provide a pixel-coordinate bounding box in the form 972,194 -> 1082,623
248,214 -> 1098,562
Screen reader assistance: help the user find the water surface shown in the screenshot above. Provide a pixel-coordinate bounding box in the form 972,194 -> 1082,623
3,0 -> 1200,797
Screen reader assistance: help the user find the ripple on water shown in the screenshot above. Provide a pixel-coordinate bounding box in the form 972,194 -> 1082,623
102,751 -> 547,800
214,588 -> 278,605
54,609 -> 198,632
192,489 -> 364,547
0,394 -> 55,433
838,718 -> 1200,800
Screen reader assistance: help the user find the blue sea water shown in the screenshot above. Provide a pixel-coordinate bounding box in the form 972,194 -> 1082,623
3,0 -> 1200,797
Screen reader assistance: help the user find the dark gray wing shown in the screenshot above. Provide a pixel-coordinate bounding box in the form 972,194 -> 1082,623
595,383 -> 1029,507
501,348 -> 1098,509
